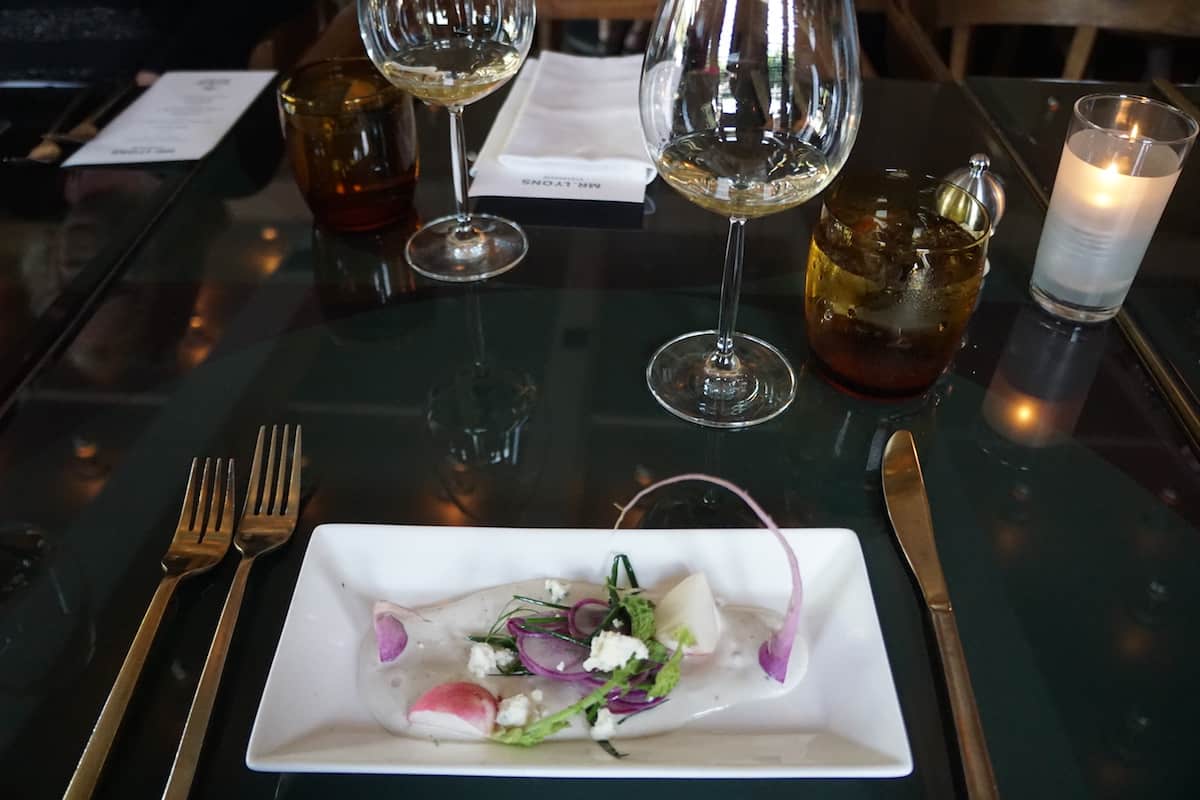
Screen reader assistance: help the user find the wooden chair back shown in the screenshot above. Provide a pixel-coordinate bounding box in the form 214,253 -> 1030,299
535,0 -> 889,75
935,0 -> 1200,80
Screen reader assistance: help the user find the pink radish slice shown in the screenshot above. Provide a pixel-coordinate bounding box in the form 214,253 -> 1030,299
372,601 -> 409,663
408,682 -> 498,737
614,473 -> 802,684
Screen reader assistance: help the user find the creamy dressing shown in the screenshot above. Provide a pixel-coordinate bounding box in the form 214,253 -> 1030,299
358,579 -> 808,741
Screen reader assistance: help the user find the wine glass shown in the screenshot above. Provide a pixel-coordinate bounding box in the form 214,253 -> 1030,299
358,0 -> 535,282
640,0 -> 862,427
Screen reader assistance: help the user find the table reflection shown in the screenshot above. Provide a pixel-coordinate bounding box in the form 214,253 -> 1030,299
311,217 -> 426,345
0,521 -> 94,696
982,306 -> 1107,452
426,286 -> 540,524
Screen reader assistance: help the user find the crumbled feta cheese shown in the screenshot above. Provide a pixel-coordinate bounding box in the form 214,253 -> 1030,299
494,648 -> 516,670
545,579 -> 570,603
590,707 -> 618,740
555,660 -> 566,672
496,693 -> 533,727
612,618 -> 624,629
467,643 -> 500,678
531,689 -> 544,702
582,631 -> 649,672
469,643 -> 516,677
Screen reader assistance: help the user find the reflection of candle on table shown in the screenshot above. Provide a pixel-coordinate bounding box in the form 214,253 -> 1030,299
1031,125 -> 1181,320
982,307 -> 1107,448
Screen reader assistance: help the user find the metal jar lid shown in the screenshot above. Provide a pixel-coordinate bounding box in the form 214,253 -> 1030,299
942,153 -> 1005,233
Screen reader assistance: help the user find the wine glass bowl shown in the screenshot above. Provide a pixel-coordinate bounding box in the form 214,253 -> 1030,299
359,0 -> 535,282
640,0 -> 862,427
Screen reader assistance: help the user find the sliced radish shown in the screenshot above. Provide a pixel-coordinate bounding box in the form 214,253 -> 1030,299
408,682 -> 498,738
372,601 -> 409,663
654,572 -> 720,654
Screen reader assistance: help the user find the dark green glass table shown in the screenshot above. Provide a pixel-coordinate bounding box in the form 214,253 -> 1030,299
0,82 -> 209,414
2,77 -> 1199,800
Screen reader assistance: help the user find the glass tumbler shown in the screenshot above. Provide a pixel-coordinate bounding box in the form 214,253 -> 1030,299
279,58 -> 418,232
804,170 -> 991,397
1031,94 -> 1197,322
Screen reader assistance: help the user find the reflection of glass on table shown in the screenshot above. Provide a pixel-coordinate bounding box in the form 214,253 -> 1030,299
426,289 -> 539,521
804,170 -> 990,398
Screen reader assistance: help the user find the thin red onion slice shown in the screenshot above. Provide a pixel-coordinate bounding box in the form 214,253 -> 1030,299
567,598 -> 609,638
507,618 -> 571,639
515,631 -> 593,681
372,601 -> 409,663
613,473 -> 802,684
605,688 -> 668,714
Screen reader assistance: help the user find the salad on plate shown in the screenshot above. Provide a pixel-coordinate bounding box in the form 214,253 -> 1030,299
359,474 -> 808,754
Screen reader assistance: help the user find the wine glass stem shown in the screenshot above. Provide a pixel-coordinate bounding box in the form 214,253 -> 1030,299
448,106 -> 471,229
714,217 -> 747,370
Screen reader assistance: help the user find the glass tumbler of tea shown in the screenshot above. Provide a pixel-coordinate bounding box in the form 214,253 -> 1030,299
804,170 -> 991,397
279,58 -> 418,232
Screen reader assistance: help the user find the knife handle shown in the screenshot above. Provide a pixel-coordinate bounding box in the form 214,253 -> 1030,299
930,607 -> 999,799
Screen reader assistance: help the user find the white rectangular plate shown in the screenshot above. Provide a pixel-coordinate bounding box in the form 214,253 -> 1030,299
247,525 -> 912,778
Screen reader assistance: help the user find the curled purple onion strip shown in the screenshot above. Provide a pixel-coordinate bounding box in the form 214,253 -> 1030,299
566,598 -> 610,638
515,631 -> 593,682
614,473 -> 802,684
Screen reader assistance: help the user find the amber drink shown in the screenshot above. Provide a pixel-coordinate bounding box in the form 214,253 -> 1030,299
804,171 -> 990,396
279,58 -> 418,232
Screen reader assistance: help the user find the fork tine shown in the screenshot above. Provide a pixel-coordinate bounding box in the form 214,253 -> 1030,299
245,426 -> 266,515
194,458 -> 214,532
272,425 -> 290,515
286,425 -> 302,516
219,460 -> 236,535
203,458 -> 225,538
263,425 -> 280,514
175,458 -> 201,531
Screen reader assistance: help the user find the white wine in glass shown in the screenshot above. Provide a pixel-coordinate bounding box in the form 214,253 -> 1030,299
359,0 -> 535,281
641,0 -> 862,427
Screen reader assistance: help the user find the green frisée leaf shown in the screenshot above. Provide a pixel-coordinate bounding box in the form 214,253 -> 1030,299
647,628 -> 693,700
492,662 -> 642,747
620,594 -> 656,641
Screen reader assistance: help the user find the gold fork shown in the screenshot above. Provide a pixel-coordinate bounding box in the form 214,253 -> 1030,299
64,458 -> 235,800
162,425 -> 302,800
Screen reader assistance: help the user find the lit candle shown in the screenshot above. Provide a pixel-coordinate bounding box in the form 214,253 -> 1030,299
1030,94 -> 1196,323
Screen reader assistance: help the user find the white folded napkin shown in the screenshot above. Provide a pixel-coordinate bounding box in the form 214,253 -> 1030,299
497,52 -> 654,185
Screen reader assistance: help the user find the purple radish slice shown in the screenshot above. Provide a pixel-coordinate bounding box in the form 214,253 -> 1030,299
372,601 -> 410,663
614,473 -> 803,684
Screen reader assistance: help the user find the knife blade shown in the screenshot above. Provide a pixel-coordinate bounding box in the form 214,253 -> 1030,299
883,430 -> 999,800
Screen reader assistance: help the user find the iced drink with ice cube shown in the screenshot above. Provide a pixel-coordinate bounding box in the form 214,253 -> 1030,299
803,171 -> 990,397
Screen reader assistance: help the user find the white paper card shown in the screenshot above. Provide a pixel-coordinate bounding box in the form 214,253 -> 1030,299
470,59 -> 651,204
64,71 -> 275,166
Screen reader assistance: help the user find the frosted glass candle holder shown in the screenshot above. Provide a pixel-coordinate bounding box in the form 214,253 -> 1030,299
1031,94 -> 1197,323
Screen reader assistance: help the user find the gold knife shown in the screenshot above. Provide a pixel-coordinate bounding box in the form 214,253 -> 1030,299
882,430 -> 999,799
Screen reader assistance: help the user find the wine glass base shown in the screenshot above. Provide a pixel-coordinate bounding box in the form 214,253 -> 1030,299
646,330 -> 796,429
405,213 -> 527,283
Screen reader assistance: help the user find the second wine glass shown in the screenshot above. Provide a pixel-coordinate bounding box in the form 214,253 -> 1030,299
359,0 -> 535,282
640,0 -> 862,427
